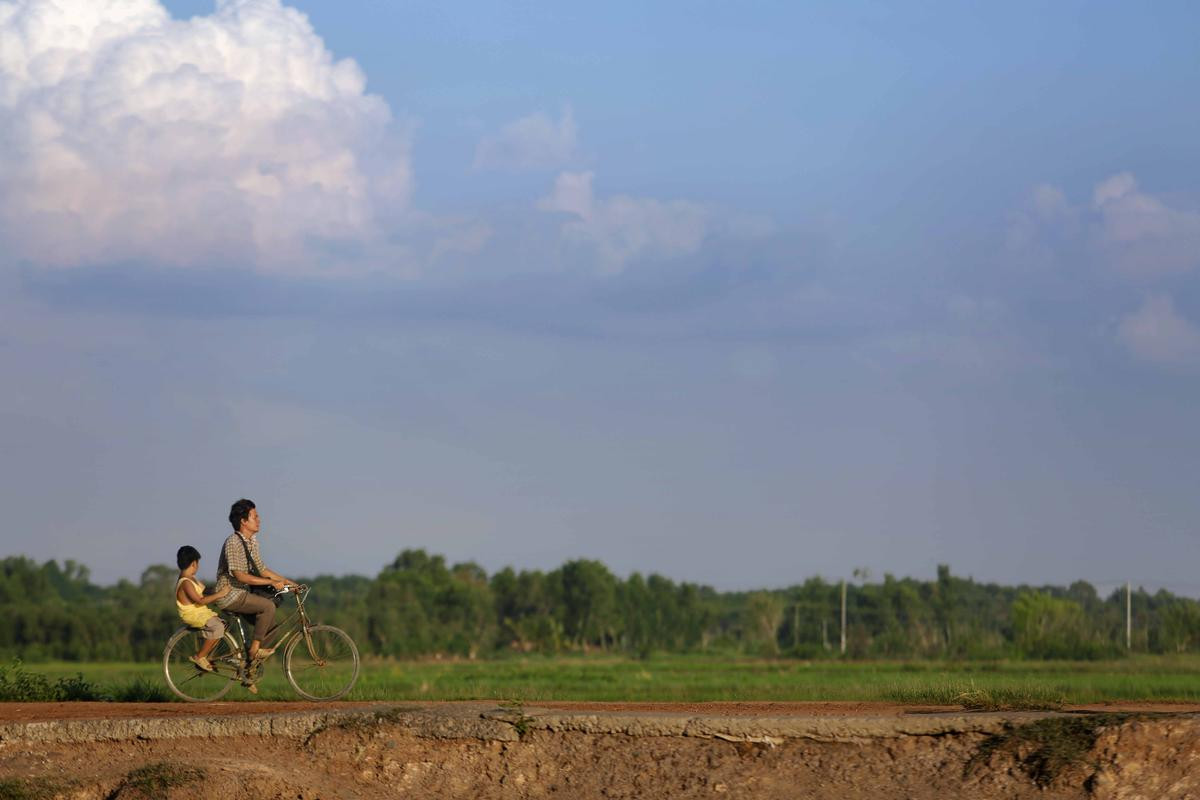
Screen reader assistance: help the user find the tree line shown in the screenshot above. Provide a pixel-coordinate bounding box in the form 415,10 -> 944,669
0,554 -> 1196,662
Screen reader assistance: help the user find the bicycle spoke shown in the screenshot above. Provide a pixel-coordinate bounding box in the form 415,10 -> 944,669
285,625 -> 359,701
163,627 -> 238,702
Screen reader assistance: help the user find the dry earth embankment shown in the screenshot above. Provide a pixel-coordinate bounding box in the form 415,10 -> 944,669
0,702 -> 1196,798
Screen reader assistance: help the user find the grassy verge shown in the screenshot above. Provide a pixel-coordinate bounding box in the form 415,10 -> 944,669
0,660 -> 169,703
15,653 -> 1200,705
883,682 -> 1068,711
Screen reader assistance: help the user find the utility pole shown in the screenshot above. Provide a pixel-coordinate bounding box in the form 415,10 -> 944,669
840,579 -> 847,655
1126,582 -> 1132,651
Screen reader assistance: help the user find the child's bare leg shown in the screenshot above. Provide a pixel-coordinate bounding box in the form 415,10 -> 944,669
198,637 -> 219,659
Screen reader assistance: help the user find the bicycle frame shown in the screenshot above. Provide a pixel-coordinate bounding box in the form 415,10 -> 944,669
210,585 -> 316,684
237,587 -> 311,654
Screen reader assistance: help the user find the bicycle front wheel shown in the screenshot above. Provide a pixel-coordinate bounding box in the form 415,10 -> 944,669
284,625 -> 360,701
163,626 -> 238,702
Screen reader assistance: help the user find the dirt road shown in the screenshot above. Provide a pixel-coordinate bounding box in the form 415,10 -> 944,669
2,698 -> 1196,722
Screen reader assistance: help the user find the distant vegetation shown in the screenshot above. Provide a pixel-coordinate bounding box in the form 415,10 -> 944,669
0,553 -> 1196,662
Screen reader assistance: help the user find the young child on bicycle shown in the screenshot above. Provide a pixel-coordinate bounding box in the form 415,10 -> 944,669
175,545 -> 230,672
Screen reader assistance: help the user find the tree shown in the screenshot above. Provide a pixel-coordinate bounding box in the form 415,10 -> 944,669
1153,599 -> 1200,654
743,592 -> 784,655
556,560 -> 618,650
1011,591 -> 1098,659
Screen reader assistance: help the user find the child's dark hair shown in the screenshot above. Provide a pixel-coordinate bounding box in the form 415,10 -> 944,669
176,545 -> 202,570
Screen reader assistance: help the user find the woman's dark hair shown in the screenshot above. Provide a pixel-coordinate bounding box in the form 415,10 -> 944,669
229,498 -> 256,531
177,545 -> 202,570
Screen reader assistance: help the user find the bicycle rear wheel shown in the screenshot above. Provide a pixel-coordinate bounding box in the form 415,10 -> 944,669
284,625 -> 360,701
163,626 -> 239,702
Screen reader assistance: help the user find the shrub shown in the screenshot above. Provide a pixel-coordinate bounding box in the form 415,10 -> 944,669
0,659 -> 100,702
108,677 -> 171,703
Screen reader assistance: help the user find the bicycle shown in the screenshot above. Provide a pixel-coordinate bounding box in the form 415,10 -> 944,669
162,584 -> 360,702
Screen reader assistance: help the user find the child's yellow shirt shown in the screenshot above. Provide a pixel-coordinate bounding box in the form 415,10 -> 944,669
175,577 -> 217,628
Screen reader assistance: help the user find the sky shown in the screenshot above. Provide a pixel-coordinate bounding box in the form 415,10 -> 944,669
1,0 -> 1199,593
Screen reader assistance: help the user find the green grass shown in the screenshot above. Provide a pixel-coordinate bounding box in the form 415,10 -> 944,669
965,715 -> 1131,787
118,763 -> 205,799
0,777 -> 71,800
22,653 -> 1200,705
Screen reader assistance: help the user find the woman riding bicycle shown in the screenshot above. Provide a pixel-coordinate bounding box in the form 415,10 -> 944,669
214,498 -> 297,663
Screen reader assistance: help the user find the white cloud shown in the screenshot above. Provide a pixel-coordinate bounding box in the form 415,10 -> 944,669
1092,173 -> 1137,208
473,108 -> 577,171
0,0 -> 410,274
1008,173 -> 1200,278
1092,173 -> 1200,276
1116,294 -> 1200,367
539,171 -> 594,218
538,171 -> 708,275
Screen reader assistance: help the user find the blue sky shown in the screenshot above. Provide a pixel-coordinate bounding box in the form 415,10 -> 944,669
2,0 -> 1199,593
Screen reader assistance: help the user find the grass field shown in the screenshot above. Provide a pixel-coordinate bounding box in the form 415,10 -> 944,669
24,654 -> 1200,706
